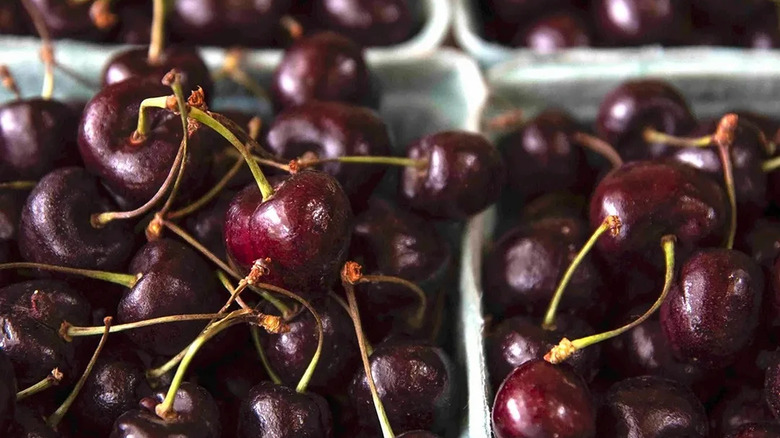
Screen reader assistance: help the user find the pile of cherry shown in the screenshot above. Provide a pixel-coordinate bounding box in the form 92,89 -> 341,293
0,0 -> 418,48
477,0 -> 780,52
0,0 -> 511,432
484,78 -> 780,437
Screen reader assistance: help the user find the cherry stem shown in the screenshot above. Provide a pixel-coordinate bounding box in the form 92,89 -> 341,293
298,155 -> 426,171
216,269 -> 251,311
714,113 -> 739,250
0,181 -> 36,190
47,317 -> 112,429
642,127 -> 712,148
20,0 -> 54,100
327,291 -> 374,355
215,50 -> 270,101
0,262 -> 139,288
251,326 -> 283,385
545,235 -> 676,364
148,0 -> 166,64
341,262 -> 395,438
571,132 -> 624,168
358,274 -> 427,330
0,65 -> 21,100
482,108 -> 524,132
16,368 -> 62,401
280,15 -> 303,40
134,95 -> 171,140
249,153 -> 292,172
61,313 -> 227,341
541,215 -> 621,331
167,155 -> 243,220
762,155 -> 780,172
155,73 -> 190,219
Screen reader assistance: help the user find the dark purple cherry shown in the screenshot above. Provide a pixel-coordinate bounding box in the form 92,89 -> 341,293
266,101 -> 392,208
184,190 -> 236,262
690,0 -> 764,25
118,239 -> 222,356
0,349 -> 15,434
661,248 -> 764,369
589,161 -> 728,283
512,10 -> 592,51
271,32 -> 377,111
258,296 -> 359,393
237,381 -> 332,438
492,359 -> 596,438
0,280 -> 90,387
400,131 -> 505,220
8,406 -> 57,438
741,8 -> 780,50
113,0 -> 153,44
597,376 -> 707,438
349,340 -> 454,435
24,0 -> 112,40
484,0 -> 569,23
766,354 -> 780,420
483,215 -> 605,319
595,79 -> 695,160
110,382 -> 220,438
710,386 -> 776,438
170,0 -> 291,47
224,170 -> 353,296
727,423 -> 780,438
78,78 -> 210,208
0,98 -> 80,182
485,315 -> 601,391
737,219 -> 780,268
101,47 -> 213,100
592,0 -> 689,46
18,167 -> 135,271
314,0 -> 414,46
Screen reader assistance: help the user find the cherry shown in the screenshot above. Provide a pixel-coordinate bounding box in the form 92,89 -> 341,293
17,167 -> 135,272
0,349 -> 15,433
690,0 -> 764,25
184,190 -> 237,262
766,354 -> 780,421
0,2 -> 27,35
483,0 -> 569,23
24,0 -> 111,40
113,0 -> 153,44
348,339 -> 454,436
271,32 -> 378,111
313,0 -> 415,46
597,375 -> 707,437
483,215 -> 605,319
399,131 -> 505,220
118,238 -> 222,356
592,0 -> 689,46
727,423 -> 780,438
236,381 -> 332,438
9,405 -> 57,438
710,385 -> 777,438
110,382 -> 220,437
492,359 -> 596,438
737,219 -> 780,268
660,248 -> 764,369
0,98 -> 80,182
78,78 -> 210,208
224,170 -> 353,296
0,279 -> 91,387
257,296 -> 359,394
266,101 -> 392,208
512,10 -> 592,51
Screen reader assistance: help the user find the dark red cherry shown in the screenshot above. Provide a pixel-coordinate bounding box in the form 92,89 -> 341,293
512,10 -> 592,51
170,0 -> 291,47
709,385 -> 776,438
0,2 -> 27,35
483,215 -> 605,319
18,167 -> 135,271
399,131 -> 505,220
727,423 -> 780,438
118,239 -> 222,356
24,0 -> 112,40
78,78 -> 211,208
224,170 -> 353,296
113,0 -> 153,44
0,280 -> 90,387
110,382 -> 220,438
737,219 -> 780,268
661,248 -> 764,369
597,376 -> 707,438
592,0 -> 689,46
0,350 -> 15,434
101,47 -> 213,100
258,296 -> 359,394
237,381 -> 332,438
484,0 -> 569,23
271,32 -> 377,111
595,80 -> 695,160
492,359 -> 596,438
589,161 -> 728,286
349,340 -> 454,435
485,315 -> 601,390
9,406 -> 57,438
766,354 -> 780,420
184,190 -> 236,262
314,0 -> 414,46
0,98 -> 80,182
266,101 -> 392,208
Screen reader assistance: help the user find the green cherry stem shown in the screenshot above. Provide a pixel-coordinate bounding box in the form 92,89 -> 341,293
251,326 -> 283,385
341,262 -> 394,438
0,262 -> 139,288
642,126 -> 713,148
545,235 -> 676,364
61,313 -> 227,340
0,65 -> 21,100
763,156 -> 780,172
216,269 -> 251,311
356,274 -> 427,330
155,72 -> 190,219
298,155 -> 426,171
541,215 -> 621,331
20,0 -> 54,100
713,113 -> 739,250
571,132 -> 624,169
0,181 -> 36,190
166,155 -> 243,220
47,317 -> 112,429
148,0 -> 166,64
133,95 -> 172,141
16,368 -> 63,401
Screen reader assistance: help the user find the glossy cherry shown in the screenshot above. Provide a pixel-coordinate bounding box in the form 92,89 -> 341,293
709,385 -> 776,438
513,10 -> 592,51
25,0 -> 111,40
492,359 -> 596,438
237,381 -> 332,438
0,349 -> 15,434
110,382 -> 220,437
224,170 -> 353,296
266,101 -> 392,208
399,131 -> 505,220
660,248 -> 764,369
766,353 -> 780,420
18,167 -> 135,271
592,0 -> 689,46
726,423 -> 780,438
314,0 -> 415,46
271,32 -> 378,111
597,376 -> 707,437
184,190 -> 237,262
